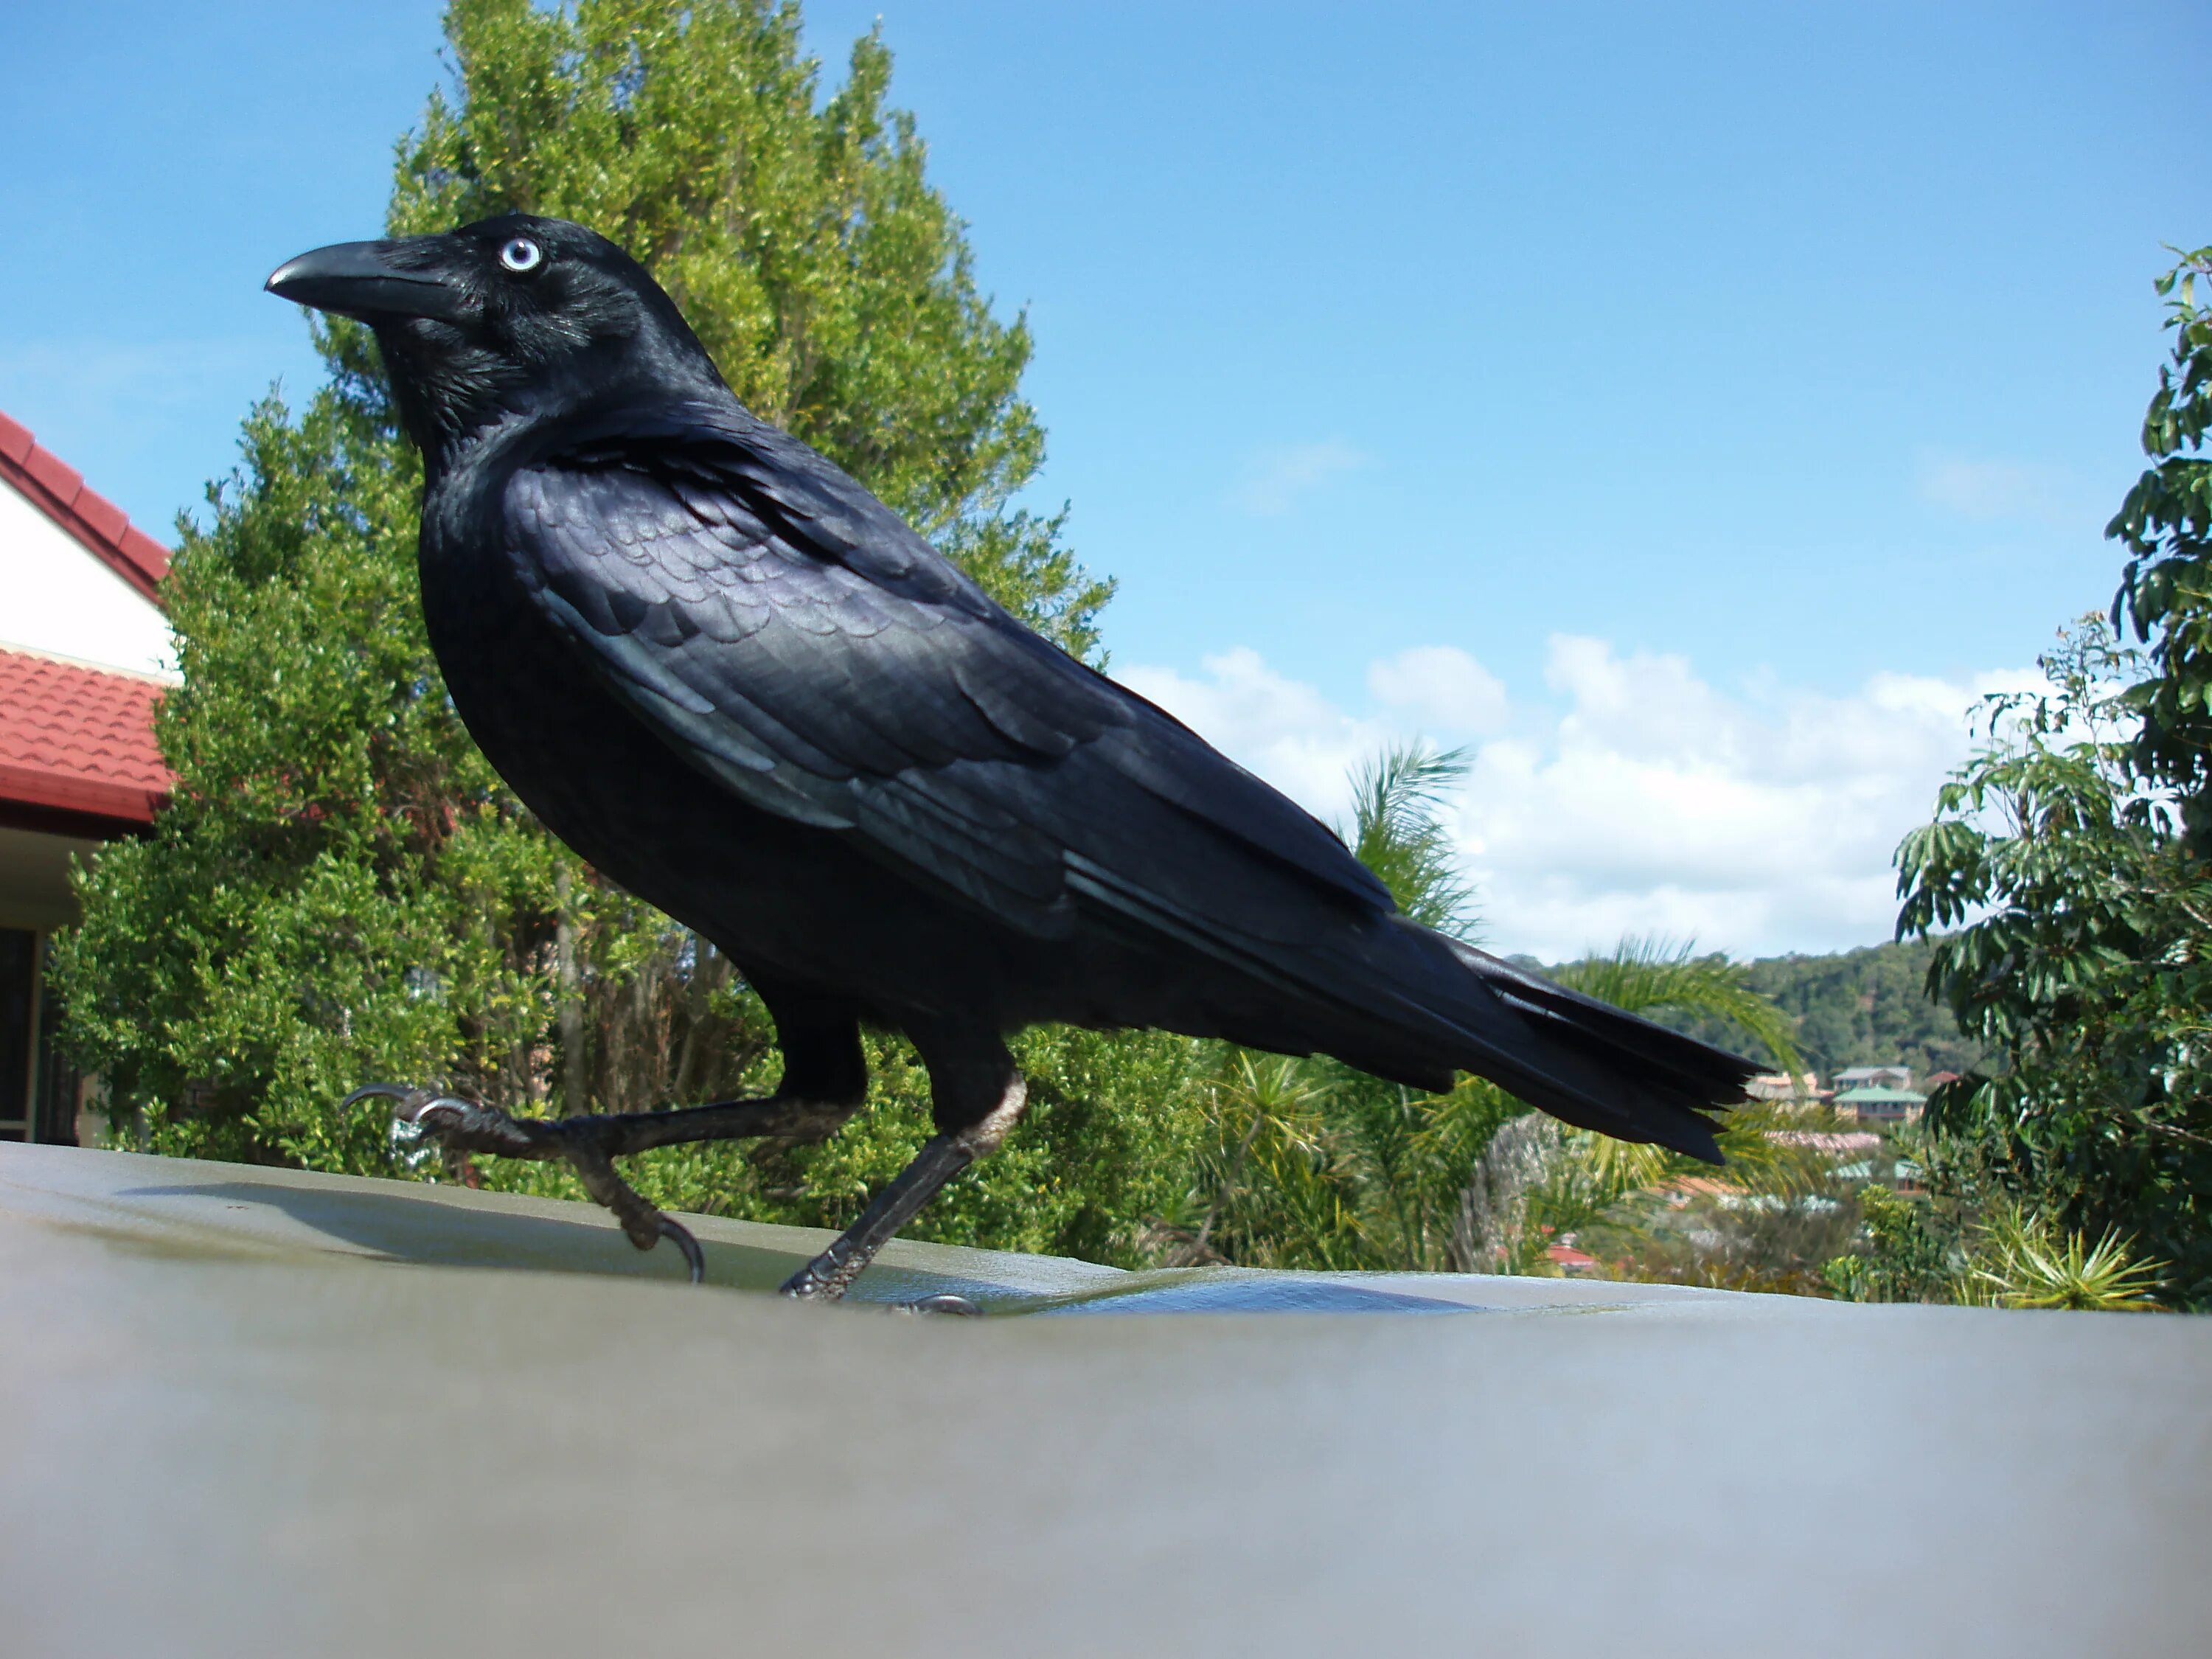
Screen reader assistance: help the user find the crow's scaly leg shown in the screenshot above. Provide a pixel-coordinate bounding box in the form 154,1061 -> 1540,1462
344,1084 -> 861,1284
779,1071 -> 1029,1305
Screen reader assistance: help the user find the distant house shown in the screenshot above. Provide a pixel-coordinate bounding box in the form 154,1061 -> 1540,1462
1836,1064 -> 1913,1093
0,410 -> 173,1145
1834,1085 -> 1926,1127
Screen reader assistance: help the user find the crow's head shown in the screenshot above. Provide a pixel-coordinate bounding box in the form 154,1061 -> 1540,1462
268,214 -> 722,465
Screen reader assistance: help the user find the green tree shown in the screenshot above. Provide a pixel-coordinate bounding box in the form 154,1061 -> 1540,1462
1893,616 -> 2212,1304
2111,246 -> 2212,855
52,0 -> 1203,1263
1822,1171 -> 2170,1311
1887,246 -> 2212,1307
1167,1052 -> 1373,1272
1822,1181 -> 1961,1304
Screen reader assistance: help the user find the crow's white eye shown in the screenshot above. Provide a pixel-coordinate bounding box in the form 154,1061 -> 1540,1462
498,237 -> 544,275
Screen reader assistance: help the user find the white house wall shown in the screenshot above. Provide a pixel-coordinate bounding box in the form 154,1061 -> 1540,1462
0,478 -> 174,678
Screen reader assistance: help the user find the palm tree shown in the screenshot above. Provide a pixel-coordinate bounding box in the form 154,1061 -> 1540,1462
1343,743 -> 1478,938
1168,1051 -> 1370,1270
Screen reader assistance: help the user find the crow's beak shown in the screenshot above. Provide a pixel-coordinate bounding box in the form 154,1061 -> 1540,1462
265,240 -> 470,323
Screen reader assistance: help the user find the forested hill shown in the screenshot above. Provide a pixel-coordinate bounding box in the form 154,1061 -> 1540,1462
1593,942 -> 1984,1079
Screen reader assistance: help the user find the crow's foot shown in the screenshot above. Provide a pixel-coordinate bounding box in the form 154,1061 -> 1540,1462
343,1083 -> 861,1287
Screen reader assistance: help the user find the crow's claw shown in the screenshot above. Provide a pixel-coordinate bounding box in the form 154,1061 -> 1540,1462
346,1082 -> 556,1162
341,1081 -> 467,1123
658,1215 -> 706,1285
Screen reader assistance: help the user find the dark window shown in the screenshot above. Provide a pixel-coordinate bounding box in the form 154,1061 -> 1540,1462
35,945 -> 78,1146
0,928 -> 32,1141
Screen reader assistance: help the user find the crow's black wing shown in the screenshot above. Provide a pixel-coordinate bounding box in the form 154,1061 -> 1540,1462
502,404 -> 1395,954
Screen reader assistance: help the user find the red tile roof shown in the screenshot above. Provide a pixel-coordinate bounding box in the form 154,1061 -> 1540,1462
0,647 -> 171,827
0,408 -> 170,602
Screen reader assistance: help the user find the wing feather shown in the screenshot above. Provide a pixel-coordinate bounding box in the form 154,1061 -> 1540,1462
501,413 -> 1397,952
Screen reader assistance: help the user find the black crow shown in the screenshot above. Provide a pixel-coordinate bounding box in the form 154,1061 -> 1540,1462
268,214 -> 1753,1300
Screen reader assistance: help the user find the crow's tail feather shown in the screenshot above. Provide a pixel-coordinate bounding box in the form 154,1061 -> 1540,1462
1419,938 -> 1757,1166
1187,912 -> 1758,1166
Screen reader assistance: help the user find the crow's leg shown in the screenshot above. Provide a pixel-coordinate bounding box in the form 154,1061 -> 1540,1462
349,983 -> 869,1284
780,1025 -> 1027,1307
347,1085 -> 865,1281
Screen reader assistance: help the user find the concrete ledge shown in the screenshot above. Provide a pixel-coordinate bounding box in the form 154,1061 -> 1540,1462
3,1142 -> 2207,1656
0,1141 -> 1857,1315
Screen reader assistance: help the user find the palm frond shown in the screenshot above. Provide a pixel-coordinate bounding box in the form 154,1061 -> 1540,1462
1343,742 -> 1478,939
1554,935 -> 1803,1072
1172,1051 -> 1372,1270
1972,1203 -> 2168,1310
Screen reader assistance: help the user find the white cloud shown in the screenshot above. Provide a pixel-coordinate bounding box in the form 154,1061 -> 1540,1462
1464,637 -> 2038,958
1118,636 -> 2042,961
1227,439 -> 1369,517
1366,644 -> 1509,736
1917,451 -> 2084,529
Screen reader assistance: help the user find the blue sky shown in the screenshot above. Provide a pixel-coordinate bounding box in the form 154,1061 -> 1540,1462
4,2 -> 2205,956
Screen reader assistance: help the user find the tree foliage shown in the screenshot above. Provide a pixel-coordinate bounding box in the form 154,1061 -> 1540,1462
1821,1180 -> 1962,1304
1892,245 -> 2212,1308
1893,618 -> 2212,1303
2111,246 -> 2212,853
